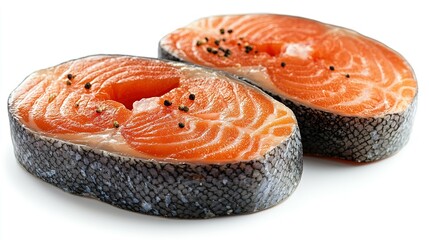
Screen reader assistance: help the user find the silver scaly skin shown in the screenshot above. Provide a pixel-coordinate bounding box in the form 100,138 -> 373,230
9,104 -> 302,218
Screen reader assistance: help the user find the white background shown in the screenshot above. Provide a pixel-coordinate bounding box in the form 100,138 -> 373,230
1,1 -> 428,239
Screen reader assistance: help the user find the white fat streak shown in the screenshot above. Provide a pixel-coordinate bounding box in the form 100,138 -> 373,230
254,107 -> 295,153
247,24 -> 279,41
133,116 -> 197,145
236,93 -> 297,159
132,97 -> 159,113
231,16 -> 279,41
204,86 -> 287,160
219,15 -> 248,33
17,61 -> 80,131
54,129 -> 154,159
173,121 -> 225,158
19,75 -> 48,131
234,134 -> 258,159
190,37 -> 213,67
179,64 -> 221,80
139,124 -> 200,148
334,54 -> 394,115
59,61 -> 77,82
224,15 -> 254,32
217,79 -> 244,121
198,15 -> 249,33
58,62 -> 79,118
206,17 -> 219,30
282,43 -> 313,60
235,23 -> 260,40
376,61 -> 386,85
203,128 -> 245,159
213,16 -> 231,30
179,66 -> 229,115
32,78 -> 57,129
159,31 -> 189,63
128,114 -> 171,135
78,57 -> 113,84
395,84 -> 415,110
335,86 -> 370,108
221,65 -> 312,104
222,66 -> 284,97
244,88 -> 263,128
359,57 -> 370,77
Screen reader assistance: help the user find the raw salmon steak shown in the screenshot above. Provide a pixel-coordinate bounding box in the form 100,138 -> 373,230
8,55 -> 302,218
159,14 -> 418,162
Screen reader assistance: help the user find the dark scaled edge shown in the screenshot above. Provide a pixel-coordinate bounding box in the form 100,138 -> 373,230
8,106 -> 303,218
159,44 -> 417,162
272,94 -> 417,162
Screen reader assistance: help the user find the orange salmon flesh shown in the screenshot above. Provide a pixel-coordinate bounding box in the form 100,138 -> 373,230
160,14 -> 417,117
9,55 -> 298,163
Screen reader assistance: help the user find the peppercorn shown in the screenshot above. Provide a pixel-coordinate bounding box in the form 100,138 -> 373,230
245,45 -> 253,53
164,100 -> 172,106
178,105 -> 189,112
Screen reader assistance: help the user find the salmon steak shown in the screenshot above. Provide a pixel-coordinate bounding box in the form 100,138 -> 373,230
159,14 -> 418,162
8,55 -> 302,218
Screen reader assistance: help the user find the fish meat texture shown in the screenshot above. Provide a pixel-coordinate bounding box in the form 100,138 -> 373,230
159,14 -> 418,162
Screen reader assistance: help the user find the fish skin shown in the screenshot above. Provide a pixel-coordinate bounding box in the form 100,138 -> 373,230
8,55 -> 303,218
272,94 -> 417,162
9,111 -> 302,218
